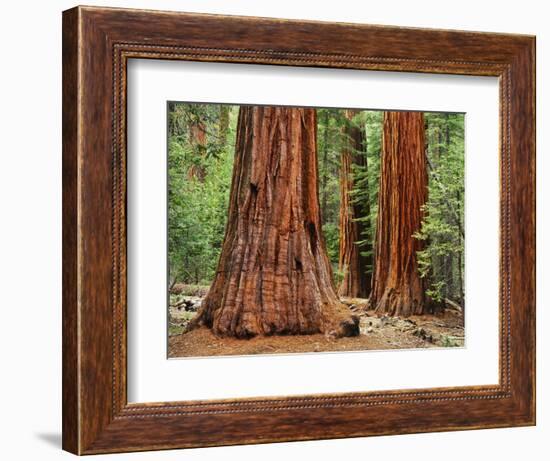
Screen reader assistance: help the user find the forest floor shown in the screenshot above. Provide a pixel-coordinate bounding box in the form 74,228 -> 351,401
168,286 -> 465,358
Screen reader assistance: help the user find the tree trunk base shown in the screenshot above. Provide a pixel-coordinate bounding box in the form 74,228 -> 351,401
187,302 -> 359,339
373,286 -> 424,317
321,303 -> 360,338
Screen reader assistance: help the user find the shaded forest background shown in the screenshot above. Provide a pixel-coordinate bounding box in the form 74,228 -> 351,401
168,103 -> 464,308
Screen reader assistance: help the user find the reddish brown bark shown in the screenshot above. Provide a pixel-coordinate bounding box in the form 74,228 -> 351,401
187,121 -> 207,181
191,106 -> 359,338
338,110 -> 371,298
218,105 -> 230,147
370,111 -> 428,316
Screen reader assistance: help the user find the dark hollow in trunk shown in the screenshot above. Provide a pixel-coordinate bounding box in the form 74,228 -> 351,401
190,106 -> 359,338
338,110 -> 372,298
370,111 -> 428,316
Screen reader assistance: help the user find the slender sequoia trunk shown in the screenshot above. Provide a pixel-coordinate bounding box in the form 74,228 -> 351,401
191,106 -> 359,338
338,110 -> 371,298
443,117 -> 453,300
321,110 -> 330,219
370,111 -> 428,316
218,105 -> 230,147
187,121 -> 207,181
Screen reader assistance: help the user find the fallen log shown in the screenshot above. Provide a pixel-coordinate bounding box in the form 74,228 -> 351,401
444,298 -> 463,313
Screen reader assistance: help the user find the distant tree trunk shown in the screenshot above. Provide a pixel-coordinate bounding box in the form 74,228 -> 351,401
370,111 -> 428,316
458,229 -> 464,307
443,117 -> 453,301
218,105 -> 230,147
321,110 -> 330,221
188,120 -> 207,181
191,106 -> 359,338
435,125 -> 443,289
338,110 -> 371,298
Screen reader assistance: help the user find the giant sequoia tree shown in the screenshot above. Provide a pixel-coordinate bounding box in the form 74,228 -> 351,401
191,106 -> 359,338
338,110 -> 372,298
370,111 -> 428,316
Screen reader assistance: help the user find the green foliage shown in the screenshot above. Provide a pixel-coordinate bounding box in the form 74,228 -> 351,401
350,110 -> 382,275
439,334 -> 461,347
322,221 -> 340,266
317,111 -> 343,223
317,109 -> 344,273
415,113 -> 465,304
168,103 -> 236,285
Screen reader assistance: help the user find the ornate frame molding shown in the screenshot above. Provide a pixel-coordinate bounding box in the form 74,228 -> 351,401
63,6 -> 535,454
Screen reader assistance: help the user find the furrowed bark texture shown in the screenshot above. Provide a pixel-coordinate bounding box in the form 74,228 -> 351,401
370,111 -> 428,316
192,106 -> 359,338
338,110 -> 372,298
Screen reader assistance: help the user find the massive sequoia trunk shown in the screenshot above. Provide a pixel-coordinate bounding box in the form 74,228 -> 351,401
338,110 -> 372,298
191,106 -> 359,338
370,111 -> 428,316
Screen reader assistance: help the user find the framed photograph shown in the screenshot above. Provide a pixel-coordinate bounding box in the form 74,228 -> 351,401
62,5 -> 535,455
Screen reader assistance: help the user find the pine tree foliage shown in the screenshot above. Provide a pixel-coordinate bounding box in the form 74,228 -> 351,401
168,103 -> 237,285
415,113 -> 465,305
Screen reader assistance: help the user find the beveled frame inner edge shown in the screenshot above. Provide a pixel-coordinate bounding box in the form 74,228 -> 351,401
112,44 -> 512,417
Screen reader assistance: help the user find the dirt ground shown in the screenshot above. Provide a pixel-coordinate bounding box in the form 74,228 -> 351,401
168,294 -> 464,358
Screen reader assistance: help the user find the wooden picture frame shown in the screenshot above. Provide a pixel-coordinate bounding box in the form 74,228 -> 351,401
62,5 -> 536,455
